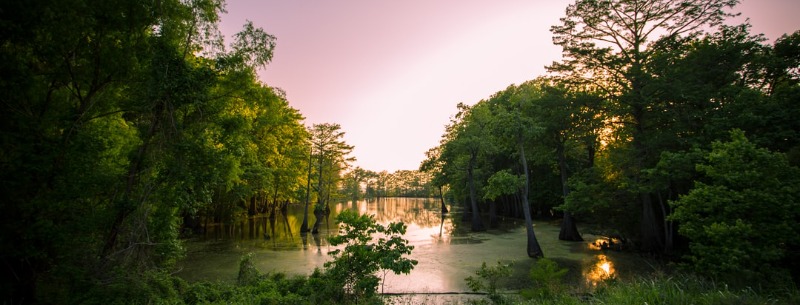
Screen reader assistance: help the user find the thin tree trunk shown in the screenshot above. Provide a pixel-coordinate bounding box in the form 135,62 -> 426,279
101,104 -> 161,258
519,142 -> 544,258
439,185 -> 448,214
248,196 -> 256,216
658,191 -> 673,254
467,154 -> 485,232
312,157 -> 326,234
301,147 -> 313,233
557,143 -> 582,241
462,195 -> 471,222
439,215 -> 445,236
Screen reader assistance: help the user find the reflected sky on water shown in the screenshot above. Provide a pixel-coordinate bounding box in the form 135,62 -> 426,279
177,198 -> 642,293
195,198 -> 458,250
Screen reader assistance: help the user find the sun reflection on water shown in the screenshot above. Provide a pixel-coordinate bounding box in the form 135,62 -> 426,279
584,254 -> 615,286
588,238 -> 605,250
589,237 -> 623,251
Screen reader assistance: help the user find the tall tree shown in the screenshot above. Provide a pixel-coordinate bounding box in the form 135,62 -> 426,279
306,123 -> 354,233
420,146 -> 450,213
342,167 -> 374,201
550,0 -> 739,251
517,79 -> 603,241
510,106 -> 547,257
481,84 -> 546,257
441,103 -> 493,231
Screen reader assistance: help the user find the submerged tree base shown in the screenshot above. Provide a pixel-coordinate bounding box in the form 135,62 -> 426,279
558,213 -> 584,242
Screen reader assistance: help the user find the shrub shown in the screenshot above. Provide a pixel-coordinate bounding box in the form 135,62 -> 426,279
324,210 -> 418,302
237,253 -> 260,286
521,258 -> 568,299
76,269 -> 187,305
669,130 -> 800,286
465,261 -> 513,304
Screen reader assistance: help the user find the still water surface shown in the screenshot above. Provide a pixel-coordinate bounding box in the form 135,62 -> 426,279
176,198 -> 648,293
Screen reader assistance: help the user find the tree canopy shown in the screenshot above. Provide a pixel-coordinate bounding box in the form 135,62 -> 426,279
425,0 -> 800,284
0,0 -> 315,302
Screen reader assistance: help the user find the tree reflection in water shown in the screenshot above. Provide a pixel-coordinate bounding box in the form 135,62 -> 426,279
197,198 -> 455,250
182,198 -> 641,293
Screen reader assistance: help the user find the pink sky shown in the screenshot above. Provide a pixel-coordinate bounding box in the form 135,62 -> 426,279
219,0 -> 800,173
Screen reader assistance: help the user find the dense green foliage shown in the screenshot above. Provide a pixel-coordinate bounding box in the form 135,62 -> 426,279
0,0 -> 342,303
670,130 -> 800,285
143,261 -> 376,305
425,0 -> 800,288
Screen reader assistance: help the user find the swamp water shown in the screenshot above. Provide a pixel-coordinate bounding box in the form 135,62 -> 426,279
176,198 -> 654,294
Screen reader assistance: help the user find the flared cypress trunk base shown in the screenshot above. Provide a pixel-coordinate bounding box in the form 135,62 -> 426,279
527,230 -> 544,258
558,212 -> 583,241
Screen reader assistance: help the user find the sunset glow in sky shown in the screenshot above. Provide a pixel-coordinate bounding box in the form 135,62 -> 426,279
219,0 -> 800,172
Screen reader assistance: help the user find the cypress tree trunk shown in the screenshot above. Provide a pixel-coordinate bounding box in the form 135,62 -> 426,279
311,209 -> 323,234
559,212 -> 583,241
467,153 -> 485,232
657,191 -> 673,254
248,196 -> 257,216
489,201 -> 498,228
557,144 -> 582,241
631,74 -> 664,253
439,185 -> 449,214
301,144 -> 313,233
633,109 -> 663,252
519,142 -> 544,258
640,193 -> 664,251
